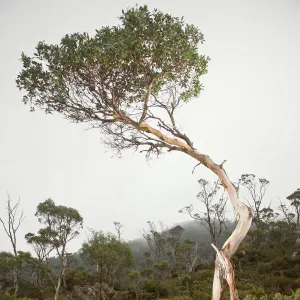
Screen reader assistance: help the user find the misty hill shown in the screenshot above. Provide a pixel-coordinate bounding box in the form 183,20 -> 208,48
45,220 -> 235,269
127,220 -> 235,265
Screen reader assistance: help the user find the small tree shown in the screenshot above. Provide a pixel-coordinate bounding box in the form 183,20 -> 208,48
0,194 -> 25,295
286,188 -> 300,228
167,225 -> 185,266
180,179 -> 227,247
113,221 -> 123,241
278,202 -> 296,232
80,230 -> 134,293
171,238 -> 197,274
25,230 -> 54,263
0,251 -> 36,290
141,221 -> 171,296
239,174 -> 270,228
128,270 -> 142,300
25,229 -> 55,287
0,252 -> 15,281
142,222 -> 169,265
31,199 -> 83,300
16,5 -> 253,299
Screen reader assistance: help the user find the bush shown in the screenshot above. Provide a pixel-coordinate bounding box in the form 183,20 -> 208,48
168,296 -> 192,300
65,267 -> 88,289
0,292 -> 36,300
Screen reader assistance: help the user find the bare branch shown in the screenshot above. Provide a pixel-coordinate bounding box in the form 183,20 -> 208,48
192,162 -> 202,174
220,160 -> 227,169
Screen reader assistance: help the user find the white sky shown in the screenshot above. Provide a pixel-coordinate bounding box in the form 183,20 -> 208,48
0,0 -> 299,254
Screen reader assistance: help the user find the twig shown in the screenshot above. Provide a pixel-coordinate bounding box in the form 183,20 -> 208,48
220,160 -> 227,169
192,162 -> 202,174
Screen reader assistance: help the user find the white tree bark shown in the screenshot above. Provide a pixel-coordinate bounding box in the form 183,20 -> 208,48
210,167 -> 253,300
129,121 -> 253,299
0,195 -> 24,296
54,276 -> 61,300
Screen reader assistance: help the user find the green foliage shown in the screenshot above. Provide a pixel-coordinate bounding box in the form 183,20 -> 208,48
16,5 -> 208,125
0,252 -> 15,279
22,199 -> 83,300
81,230 -> 134,267
0,180 -> 299,300
64,267 -> 87,289
35,199 -> 83,243
0,292 -> 36,300
80,230 -> 134,287
25,230 -> 53,262
286,188 -> 300,226
28,199 -> 83,259
168,296 -> 192,300
248,289 -> 300,300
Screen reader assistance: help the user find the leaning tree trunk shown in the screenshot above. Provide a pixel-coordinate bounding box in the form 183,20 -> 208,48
189,150 -> 253,300
135,122 -> 253,299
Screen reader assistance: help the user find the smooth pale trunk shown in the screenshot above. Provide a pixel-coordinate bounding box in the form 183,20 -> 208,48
54,276 -> 61,300
124,119 -> 253,300
132,121 -> 253,299
210,167 -> 252,300
54,266 -> 66,300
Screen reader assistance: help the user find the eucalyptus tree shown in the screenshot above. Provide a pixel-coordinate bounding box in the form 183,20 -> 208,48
286,188 -> 300,228
239,174 -> 270,228
25,229 -> 55,287
80,230 -> 134,291
180,179 -> 228,247
30,199 -> 83,300
16,5 -> 252,299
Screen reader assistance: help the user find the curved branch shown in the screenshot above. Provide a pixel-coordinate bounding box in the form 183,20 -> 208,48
124,120 -> 253,299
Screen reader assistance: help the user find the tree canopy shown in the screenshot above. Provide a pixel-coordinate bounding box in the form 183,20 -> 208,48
81,230 -> 134,277
16,5 -> 209,157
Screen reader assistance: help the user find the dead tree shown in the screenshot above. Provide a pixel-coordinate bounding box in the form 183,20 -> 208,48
0,194 -> 25,295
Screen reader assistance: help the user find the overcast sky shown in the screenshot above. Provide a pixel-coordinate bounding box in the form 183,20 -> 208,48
0,0 -> 299,254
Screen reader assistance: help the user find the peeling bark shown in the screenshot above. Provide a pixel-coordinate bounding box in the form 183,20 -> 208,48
131,121 -> 253,299
188,150 -> 252,299
189,153 -> 252,300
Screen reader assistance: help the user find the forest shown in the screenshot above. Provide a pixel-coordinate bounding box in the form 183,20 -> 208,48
1,175 -> 300,300
1,3 -> 299,300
